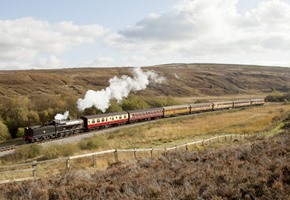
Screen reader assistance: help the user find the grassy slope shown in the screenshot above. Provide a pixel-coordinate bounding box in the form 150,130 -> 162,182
1,64 -> 290,197
1,64 -> 290,101
0,127 -> 289,199
75,104 -> 290,150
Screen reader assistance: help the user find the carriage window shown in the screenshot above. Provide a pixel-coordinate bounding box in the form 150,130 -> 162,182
97,119 -> 100,123
102,118 -> 105,122
92,120 -> 95,123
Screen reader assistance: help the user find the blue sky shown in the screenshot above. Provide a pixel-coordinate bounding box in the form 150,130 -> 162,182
1,0 -> 290,70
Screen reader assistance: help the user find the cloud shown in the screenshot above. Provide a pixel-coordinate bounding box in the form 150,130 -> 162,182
0,17 -> 107,69
1,0 -> 290,69
35,55 -> 65,69
80,56 -> 115,67
106,0 -> 290,66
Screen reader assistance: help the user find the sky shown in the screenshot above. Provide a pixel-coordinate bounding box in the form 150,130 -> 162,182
0,0 -> 290,70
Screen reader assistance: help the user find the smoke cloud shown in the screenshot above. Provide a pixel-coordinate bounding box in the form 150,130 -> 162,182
54,111 -> 70,121
77,67 -> 165,112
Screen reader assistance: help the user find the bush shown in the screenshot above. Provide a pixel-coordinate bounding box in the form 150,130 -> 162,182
121,95 -> 149,110
0,120 -> 10,141
78,137 -> 106,150
265,92 -> 290,102
195,99 -> 209,103
16,128 -> 25,138
12,144 -> 43,161
145,96 -> 181,107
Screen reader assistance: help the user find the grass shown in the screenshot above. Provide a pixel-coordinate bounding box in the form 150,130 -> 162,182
95,104 -> 290,149
1,103 -> 290,180
1,130 -> 289,199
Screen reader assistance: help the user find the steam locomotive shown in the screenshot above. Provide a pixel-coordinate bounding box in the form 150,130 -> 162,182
24,99 -> 265,143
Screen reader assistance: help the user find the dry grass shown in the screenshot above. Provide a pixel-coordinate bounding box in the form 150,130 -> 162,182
1,64 -> 290,100
1,104 -> 289,181
0,130 -> 289,199
97,104 -> 290,149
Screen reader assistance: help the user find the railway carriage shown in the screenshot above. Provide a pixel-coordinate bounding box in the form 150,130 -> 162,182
81,111 -> 129,130
190,103 -> 213,113
251,99 -> 265,106
233,100 -> 251,108
163,104 -> 190,117
128,108 -> 164,122
213,101 -> 234,110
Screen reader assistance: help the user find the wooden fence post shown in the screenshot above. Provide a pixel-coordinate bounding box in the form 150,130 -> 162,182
93,154 -> 97,168
66,158 -> 71,170
150,148 -> 153,158
134,149 -> 137,159
114,149 -> 118,162
32,161 -> 37,179
175,146 -> 177,152
185,143 -> 188,152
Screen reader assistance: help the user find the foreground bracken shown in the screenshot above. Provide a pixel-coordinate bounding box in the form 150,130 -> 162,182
0,130 -> 289,199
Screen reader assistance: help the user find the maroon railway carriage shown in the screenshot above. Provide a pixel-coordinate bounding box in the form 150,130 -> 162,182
128,108 -> 164,122
81,111 -> 129,130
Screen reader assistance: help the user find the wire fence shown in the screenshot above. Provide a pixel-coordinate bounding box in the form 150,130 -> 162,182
0,132 -> 261,184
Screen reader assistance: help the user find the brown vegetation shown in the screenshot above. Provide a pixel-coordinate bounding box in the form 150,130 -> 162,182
1,64 -> 290,138
0,130 -> 289,199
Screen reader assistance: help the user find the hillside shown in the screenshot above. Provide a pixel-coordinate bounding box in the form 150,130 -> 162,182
0,130 -> 289,199
1,63 -> 290,138
1,64 -> 290,99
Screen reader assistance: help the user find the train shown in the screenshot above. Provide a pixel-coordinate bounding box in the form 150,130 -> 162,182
24,99 -> 265,143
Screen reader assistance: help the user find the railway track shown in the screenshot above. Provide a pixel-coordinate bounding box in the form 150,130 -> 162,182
0,145 -> 17,152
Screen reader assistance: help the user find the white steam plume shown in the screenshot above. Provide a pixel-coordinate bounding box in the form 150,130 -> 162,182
77,67 -> 165,112
54,111 -> 70,121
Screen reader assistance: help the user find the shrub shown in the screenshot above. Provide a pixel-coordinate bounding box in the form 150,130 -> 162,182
12,144 -> 43,161
16,128 -> 25,138
195,99 -> 209,103
78,137 -> 106,150
121,95 -> 149,110
0,120 -> 10,141
265,92 -> 290,102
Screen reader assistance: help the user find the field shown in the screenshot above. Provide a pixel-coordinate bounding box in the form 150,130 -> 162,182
0,121 -> 289,199
66,103 -> 290,151
1,103 -> 289,165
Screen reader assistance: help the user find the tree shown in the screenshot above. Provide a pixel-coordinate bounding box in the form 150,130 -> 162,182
121,95 -> 149,111
2,97 -> 40,138
0,120 -> 10,141
106,100 -> 123,113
